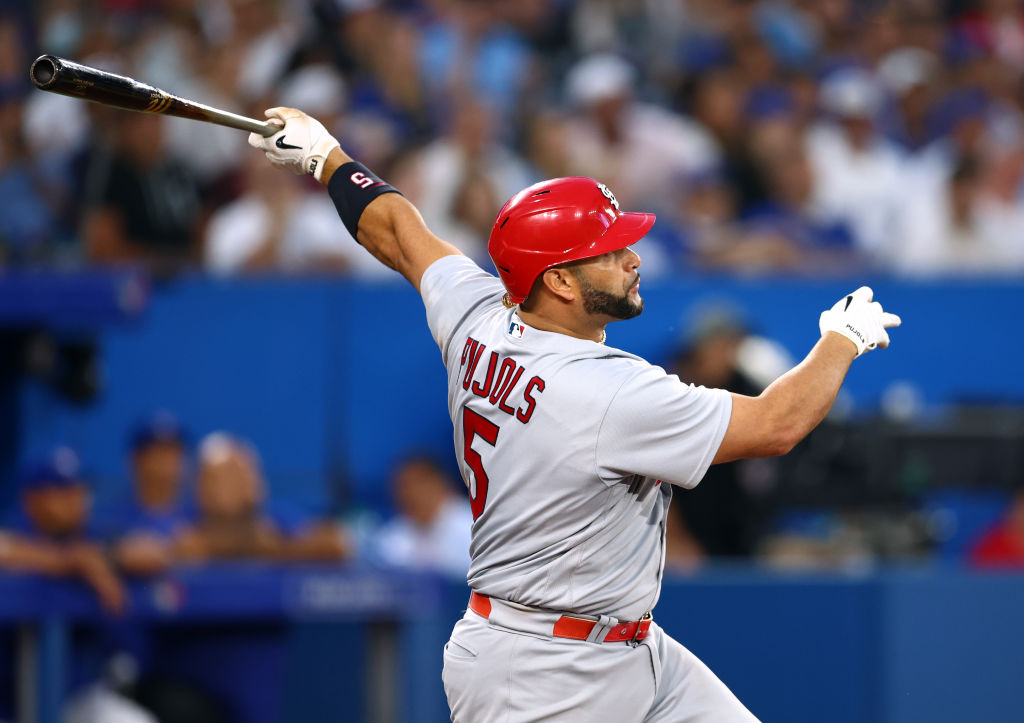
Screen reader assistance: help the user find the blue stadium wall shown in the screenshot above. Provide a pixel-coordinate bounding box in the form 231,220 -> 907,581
15,274 -> 1022,516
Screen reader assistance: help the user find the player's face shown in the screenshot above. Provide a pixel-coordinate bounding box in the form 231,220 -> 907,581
133,441 -> 185,508
23,484 -> 90,536
572,247 -> 643,320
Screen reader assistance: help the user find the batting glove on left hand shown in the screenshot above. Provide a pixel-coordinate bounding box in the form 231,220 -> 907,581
819,286 -> 902,357
247,107 -> 340,182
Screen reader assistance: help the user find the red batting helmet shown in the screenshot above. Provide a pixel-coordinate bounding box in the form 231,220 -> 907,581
487,177 -> 656,304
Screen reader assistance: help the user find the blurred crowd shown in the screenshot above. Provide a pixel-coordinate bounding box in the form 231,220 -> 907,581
0,0 -> 1022,277
0,413 -> 476,609
0,414 -> 474,720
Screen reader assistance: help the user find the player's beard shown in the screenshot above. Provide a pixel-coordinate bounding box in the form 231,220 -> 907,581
576,272 -> 644,320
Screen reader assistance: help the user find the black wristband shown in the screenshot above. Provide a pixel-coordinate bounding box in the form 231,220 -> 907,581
327,161 -> 402,240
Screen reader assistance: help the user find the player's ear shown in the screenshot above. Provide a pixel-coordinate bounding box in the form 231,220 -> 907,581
539,266 -> 577,303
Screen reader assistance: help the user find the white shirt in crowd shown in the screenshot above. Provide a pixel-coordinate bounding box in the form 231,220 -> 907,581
565,102 -> 720,213
404,138 -> 535,264
373,496 -> 474,578
892,186 -> 1024,276
204,193 -> 397,278
805,123 -> 908,262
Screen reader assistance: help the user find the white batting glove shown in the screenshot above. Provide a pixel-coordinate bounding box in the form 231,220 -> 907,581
819,286 -> 902,357
247,107 -> 340,182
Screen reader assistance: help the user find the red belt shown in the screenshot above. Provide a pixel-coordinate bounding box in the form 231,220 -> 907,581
469,591 -> 652,644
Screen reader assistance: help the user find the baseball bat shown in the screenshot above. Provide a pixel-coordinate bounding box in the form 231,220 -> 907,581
29,54 -> 277,137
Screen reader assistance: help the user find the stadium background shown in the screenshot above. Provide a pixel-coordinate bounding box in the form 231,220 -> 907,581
2,0 -> 1024,721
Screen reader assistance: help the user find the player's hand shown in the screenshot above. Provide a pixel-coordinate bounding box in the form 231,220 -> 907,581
819,286 -> 901,357
247,107 -> 340,182
67,542 -> 128,616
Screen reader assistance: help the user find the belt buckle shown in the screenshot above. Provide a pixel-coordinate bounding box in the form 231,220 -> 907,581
630,611 -> 652,646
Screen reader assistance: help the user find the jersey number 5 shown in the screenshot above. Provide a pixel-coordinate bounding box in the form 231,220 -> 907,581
462,406 -> 499,520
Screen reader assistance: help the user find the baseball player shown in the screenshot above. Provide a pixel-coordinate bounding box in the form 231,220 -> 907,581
249,107 -> 901,722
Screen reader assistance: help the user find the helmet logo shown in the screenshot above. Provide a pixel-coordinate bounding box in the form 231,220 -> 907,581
597,182 -> 620,210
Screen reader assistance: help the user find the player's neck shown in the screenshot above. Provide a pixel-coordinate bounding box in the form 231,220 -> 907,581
515,307 -> 607,344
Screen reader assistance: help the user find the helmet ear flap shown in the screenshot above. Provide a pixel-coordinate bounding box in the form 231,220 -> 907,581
507,270 -> 548,309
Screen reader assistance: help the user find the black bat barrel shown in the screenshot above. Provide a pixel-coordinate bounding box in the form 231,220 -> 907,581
29,54 -> 276,136
29,54 -> 170,114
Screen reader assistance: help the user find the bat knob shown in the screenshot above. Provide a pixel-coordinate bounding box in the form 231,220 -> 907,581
30,55 -> 60,89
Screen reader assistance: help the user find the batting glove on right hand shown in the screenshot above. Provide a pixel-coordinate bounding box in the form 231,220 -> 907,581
819,286 -> 902,357
247,107 -> 340,182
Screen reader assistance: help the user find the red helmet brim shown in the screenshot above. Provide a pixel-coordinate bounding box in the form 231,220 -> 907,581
574,211 -> 657,262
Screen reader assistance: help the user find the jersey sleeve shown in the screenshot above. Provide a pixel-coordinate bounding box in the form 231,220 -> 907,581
419,254 -> 505,356
595,365 -> 732,489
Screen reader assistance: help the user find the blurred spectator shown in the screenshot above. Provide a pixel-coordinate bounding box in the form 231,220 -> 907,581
118,433 -> 349,572
159,41 -> 252,197
805,67 -> 907,265
226,0 -> 303,103
78,112 -> 201,273
970,485 -> 1024,569
740,118 -> 859,272
176,432 -> 282,561
343,9 -> 435,160
277,61 -> 347,138
396,98 -> 532,264
890,153 -> 1024,276
635,166 -> 740,277
688,68 -> 766,211
103,420 -> 235,722
924,88 -> 995,181
107,413 -> 190,576
123,412 -> 190,530
0,12 -> 30,90
0,87 -> 73,265
417,0 -> 533,120
752,1 -> 820,69
877,47 -> 941,154
664,306 -> 790,568
204,148 -> 387,276
521,109 -> 574,181
729,20 -> 783,91
0,446 -> 125,614
569,0 -> 656,58
3,0 -> 1022,281
563,52 -> 720,214
370,455 -> 472,578
956,0 -> 1024,71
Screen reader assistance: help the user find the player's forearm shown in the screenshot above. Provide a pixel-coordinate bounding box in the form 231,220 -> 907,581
716,288 -> 899,464
756,332 -> 855,452
69,543 -> 127,614
319,145 -> 404,271
320,147 -> 459,287
277,524 -> 351,562
0,538 -> 74,575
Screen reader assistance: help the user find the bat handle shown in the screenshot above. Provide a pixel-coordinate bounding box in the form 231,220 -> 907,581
251,120 -> 279,138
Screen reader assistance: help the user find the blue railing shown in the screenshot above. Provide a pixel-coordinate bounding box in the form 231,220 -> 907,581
2,564 -> 1022,723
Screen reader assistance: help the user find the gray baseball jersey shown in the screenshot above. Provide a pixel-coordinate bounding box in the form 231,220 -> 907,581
420,255 -> 731,621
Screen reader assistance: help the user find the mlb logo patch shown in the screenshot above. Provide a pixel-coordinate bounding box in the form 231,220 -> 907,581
508,320 -> 525,338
